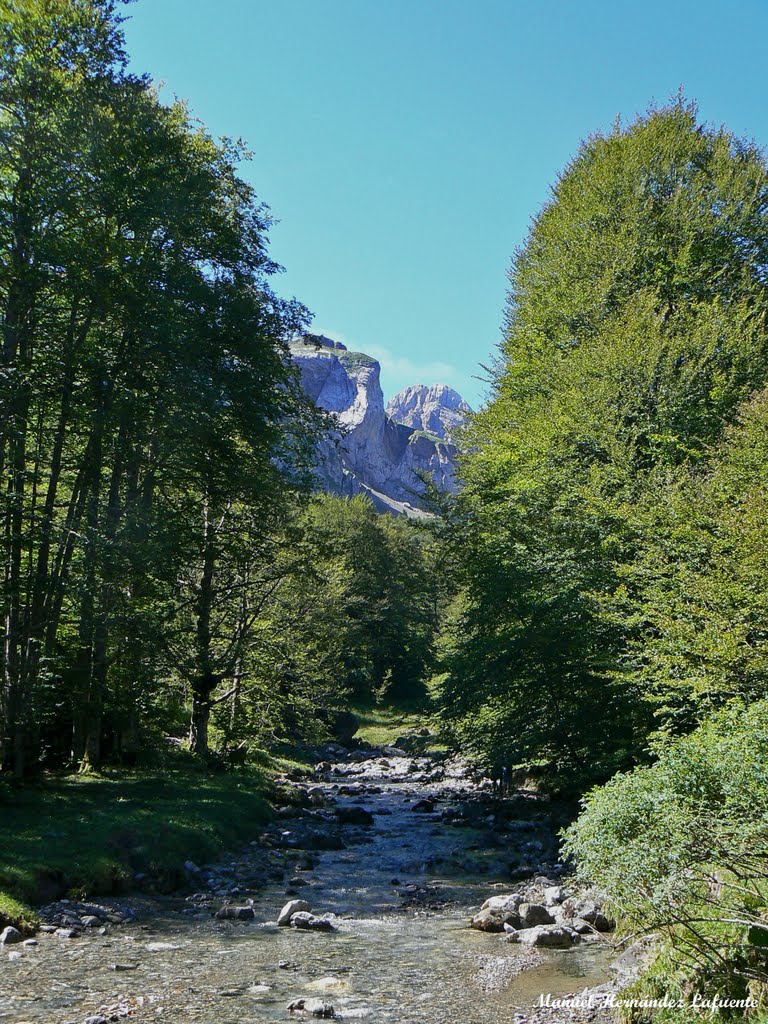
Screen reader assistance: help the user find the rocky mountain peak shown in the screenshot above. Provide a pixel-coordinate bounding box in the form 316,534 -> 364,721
386,383 -> 472,442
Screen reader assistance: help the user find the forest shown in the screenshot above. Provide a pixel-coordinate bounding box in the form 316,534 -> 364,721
3,2 -> 768,1022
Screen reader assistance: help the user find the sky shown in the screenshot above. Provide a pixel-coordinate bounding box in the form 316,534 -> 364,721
123,0 -> 768,408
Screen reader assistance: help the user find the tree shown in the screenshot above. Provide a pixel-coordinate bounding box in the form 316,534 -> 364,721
442,100 -> 768,789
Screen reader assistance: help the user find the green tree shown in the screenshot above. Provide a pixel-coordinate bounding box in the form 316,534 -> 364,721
443,100 -> 768,789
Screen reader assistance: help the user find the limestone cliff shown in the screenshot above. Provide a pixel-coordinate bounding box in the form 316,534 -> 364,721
290,335 -> 470,515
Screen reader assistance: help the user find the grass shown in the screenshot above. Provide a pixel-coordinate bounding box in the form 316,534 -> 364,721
352,703 -> 446,750
0,760 -> 273,928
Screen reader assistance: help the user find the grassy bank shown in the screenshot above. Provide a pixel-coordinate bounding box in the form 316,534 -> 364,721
352,703 -> 446,751
0,762 -> 273,930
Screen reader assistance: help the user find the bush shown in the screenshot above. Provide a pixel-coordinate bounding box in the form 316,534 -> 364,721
563,700 -> 768,1020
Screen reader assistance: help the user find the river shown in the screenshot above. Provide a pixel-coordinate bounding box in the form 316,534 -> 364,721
1,746 -> 614,1024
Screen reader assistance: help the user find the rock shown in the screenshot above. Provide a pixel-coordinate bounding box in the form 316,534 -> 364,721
518,902 -> 555,927
111,962 -> 139,971
470,906 -> 521,932
543,885 -> 569,906
54,927 -> 80,938
22,938 -> 38,947
7,949 -> 22,960
184,860 -> 200,873
480,894 -> 524,912
335,806 -> 374,826
411,799 -> 435,813
83,1016 -> 108,1024
305,998 -> 336,1018
290,912 -> 335,931
215,905 -> 255,921
278,899 -> 312,926
292,338 -> 468,515
0,926 -> 22,945
508,925 -> 581,948
81,915 -> 101,928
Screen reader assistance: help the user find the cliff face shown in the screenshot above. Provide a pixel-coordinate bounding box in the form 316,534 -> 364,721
290,335 -> 470,514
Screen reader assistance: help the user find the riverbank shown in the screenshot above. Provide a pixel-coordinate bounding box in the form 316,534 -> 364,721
0,762 -> 273,931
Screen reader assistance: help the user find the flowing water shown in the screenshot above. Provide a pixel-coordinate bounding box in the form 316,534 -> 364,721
0,753 -> 613,1024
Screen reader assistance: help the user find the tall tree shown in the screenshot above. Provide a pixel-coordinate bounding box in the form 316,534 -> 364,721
443,100 -> 768,789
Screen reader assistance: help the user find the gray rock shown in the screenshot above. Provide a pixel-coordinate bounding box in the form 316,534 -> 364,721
81,915 -> 101,928
0,926 -> 23,945
508,925 -> 581,948
23,938 -> 38,947
290,912 -> 335,932
278,899 -> 312,926
304,998 -> 336,1017
54,927 -> 80,938
83,1016 -> 108,1024
518,902 -> 555,927
470,905 -> 522,933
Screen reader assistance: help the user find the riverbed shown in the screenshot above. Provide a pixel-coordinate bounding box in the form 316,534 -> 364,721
0,747 -> 614,1023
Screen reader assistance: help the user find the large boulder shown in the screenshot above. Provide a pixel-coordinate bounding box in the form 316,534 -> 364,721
0,926 -> 22,945
290,912 -> 336,932
277,899 -> 311,926
507,925 -> 581,948
518,902 -> 555,928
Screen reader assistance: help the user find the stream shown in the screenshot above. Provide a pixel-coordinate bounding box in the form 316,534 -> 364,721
0,746 -> 614,1024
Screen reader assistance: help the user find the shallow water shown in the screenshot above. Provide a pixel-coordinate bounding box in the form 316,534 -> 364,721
0,757 -> 613,1023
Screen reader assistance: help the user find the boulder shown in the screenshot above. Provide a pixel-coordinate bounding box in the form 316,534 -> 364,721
335,806 -> 374,826
411,799 -> 435,813
290,912 -> 335,932
508,925 -> 581,948
0,926 -> 22,945
278,899 -> 312,926
470,906 -> 521,933
518,902 -> 555,927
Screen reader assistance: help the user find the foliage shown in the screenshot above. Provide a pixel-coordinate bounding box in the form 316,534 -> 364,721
564,701 -> 768,1021
440,99 -> 768,790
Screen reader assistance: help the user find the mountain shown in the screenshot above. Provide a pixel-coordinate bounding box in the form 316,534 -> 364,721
386,383 -> 472,442
290,334 -> 471,515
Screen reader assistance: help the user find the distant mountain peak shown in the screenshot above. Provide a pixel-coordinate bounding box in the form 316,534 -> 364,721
290,337 -> 470,515
386,383 -> 473,443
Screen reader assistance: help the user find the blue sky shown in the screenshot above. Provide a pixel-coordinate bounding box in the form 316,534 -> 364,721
124,0 -> 768,407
